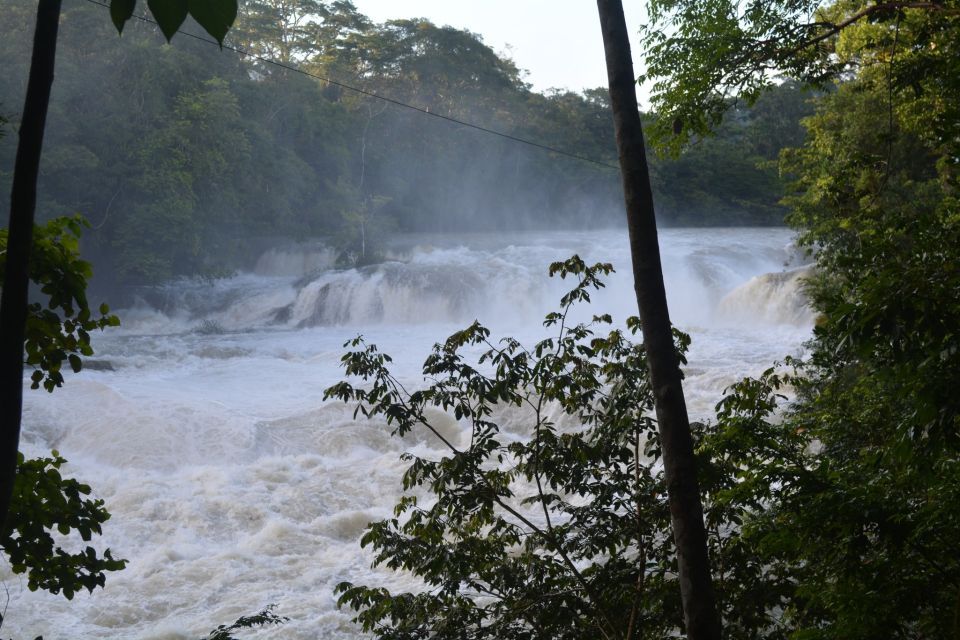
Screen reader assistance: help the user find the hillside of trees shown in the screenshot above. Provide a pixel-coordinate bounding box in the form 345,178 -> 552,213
0,0 -> 809,288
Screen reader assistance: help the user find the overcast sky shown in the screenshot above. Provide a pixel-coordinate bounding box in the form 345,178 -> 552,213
349,1 -> 648,98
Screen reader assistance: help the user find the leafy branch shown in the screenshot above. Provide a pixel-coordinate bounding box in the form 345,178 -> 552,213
325,256 -> 701,640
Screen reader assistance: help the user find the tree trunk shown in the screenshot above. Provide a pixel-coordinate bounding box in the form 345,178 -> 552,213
0,0 -> 63,531
595,2 -> 722,639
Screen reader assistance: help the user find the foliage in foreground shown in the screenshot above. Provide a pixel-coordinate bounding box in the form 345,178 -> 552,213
765,30 -> 960,633
0,215 -> 119,391
328,236 -> 960,639
1,452 -> 125,600
200,604 -> 288,640
326,257 -> 786,640
0,215 -> 124,602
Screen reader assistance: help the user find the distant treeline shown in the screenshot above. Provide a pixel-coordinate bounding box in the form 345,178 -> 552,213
0,0 -> 813,285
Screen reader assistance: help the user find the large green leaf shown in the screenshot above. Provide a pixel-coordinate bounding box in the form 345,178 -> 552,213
109,0 -> 135,34
147,0 -> 188,42
188,0 -> 237,46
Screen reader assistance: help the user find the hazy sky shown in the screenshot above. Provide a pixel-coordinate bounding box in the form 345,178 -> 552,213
350,1 -> 647,97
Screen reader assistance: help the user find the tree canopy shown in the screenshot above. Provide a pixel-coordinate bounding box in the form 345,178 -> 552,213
640,0 -> 960,148
0,0 -> 806,287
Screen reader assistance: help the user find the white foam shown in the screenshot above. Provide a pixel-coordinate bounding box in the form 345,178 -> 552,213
10,228 -> 812,638
718,265 -> 814,326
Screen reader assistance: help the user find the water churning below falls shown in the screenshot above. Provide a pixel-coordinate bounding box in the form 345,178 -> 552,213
12,228 -> 811,638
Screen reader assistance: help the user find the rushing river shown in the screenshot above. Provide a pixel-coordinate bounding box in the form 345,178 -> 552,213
9,228 -> 810,638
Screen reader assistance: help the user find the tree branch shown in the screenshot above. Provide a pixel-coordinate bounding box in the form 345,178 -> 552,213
784,2 -> 958,59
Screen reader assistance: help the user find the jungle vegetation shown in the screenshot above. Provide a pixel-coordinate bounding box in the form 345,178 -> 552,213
0,0 -> 808,289
1,0 -> 957,638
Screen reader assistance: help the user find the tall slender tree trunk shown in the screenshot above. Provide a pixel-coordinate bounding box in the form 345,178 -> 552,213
595,2 -> 721,639
0,0 -> 63,530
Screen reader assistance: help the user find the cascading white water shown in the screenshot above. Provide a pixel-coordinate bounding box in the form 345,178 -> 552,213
8,228 -> 811,639
718,266 -> 815,326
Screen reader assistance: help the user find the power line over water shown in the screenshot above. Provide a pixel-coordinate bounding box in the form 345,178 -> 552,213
83,0 -> 621,172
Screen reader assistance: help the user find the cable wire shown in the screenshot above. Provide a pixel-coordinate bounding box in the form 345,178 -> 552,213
82,0 -> 621,171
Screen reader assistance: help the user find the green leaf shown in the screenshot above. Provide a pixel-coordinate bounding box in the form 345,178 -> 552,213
147,0 -> 188,41
109,0 -> 136,34
68,354 -> 82,373
188,0 -> 237,46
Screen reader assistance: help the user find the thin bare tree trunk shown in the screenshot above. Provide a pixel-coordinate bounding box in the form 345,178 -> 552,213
595,2 -> 721,638
0,0 -> 63,530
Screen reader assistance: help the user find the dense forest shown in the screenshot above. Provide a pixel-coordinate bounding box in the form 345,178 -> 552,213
3,0 -> 958,639
0,0 -> 809,288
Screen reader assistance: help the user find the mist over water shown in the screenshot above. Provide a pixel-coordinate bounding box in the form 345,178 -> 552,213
10,228 -> 810,638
